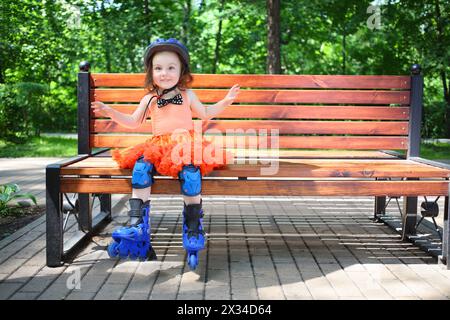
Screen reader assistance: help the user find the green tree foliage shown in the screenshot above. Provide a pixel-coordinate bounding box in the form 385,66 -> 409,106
0,82 -> 48,143
1,0 -> 449,139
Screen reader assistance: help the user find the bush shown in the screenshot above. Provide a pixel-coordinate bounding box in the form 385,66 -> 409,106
40,81 -> 77,134
422,100 -> 449,139
0,82 -> 77,144
0,82 -> 48,144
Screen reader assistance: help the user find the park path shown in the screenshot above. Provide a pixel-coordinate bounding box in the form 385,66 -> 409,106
0,157 -> 449,300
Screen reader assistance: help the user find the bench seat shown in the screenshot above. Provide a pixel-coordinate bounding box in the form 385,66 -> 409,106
58,154 -> 449,197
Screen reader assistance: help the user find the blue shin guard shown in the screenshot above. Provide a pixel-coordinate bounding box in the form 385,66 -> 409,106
182,201 -> 205,270
107,199 -> 157,261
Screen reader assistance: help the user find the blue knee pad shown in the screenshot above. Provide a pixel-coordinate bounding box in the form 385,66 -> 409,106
132,156 -> 154,189
179,164 -> 202,196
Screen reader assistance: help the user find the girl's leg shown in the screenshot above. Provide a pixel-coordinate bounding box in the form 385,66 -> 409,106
132,186 -> 152,202
129,187 -> 152,225
183,194 -> 201,205
128,155 -> 154,225
178,165 -> 204,269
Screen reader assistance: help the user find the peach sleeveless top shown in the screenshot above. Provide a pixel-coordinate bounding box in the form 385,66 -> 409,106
149,90 -> 193,136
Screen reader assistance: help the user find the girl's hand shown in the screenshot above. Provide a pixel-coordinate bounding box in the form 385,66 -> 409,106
91,101 -> 114,118
224,84 -> 240,103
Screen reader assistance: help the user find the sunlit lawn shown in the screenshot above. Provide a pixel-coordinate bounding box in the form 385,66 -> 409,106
419,142 -> 450,160
0,136 -> 77,158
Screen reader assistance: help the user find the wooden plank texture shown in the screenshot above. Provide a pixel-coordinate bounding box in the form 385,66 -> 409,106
92,73 -> 411,89
92,119 -> 409,135
93,105 -> 410,120
89,149 -> 400,159
94,88 -> 410,104
61,158 -> 450,178
60,178 -> 448,196
90,134 -> 408,150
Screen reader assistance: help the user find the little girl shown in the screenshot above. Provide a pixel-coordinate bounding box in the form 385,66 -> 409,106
92,38 -> 240,269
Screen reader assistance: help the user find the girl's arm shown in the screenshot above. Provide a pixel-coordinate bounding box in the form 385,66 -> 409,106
91,94 -> 152,129
188,84 -> 240,121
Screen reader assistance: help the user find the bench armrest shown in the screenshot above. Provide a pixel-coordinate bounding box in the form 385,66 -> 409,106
46,147 -> 110,171
409,156 -> 450,171
91,148 -> 111,157
46,154 -> 90,169
380,150 -> 406,159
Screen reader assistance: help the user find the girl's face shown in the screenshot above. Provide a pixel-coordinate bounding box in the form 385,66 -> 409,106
152,51 -> 182,90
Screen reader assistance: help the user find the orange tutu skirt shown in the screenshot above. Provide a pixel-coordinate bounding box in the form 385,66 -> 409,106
112,130 -> 232,178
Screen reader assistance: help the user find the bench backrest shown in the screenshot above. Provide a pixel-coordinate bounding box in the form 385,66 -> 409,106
77,65 -> 423,158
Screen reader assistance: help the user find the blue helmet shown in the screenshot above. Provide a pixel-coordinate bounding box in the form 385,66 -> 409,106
144,38 -> 190,69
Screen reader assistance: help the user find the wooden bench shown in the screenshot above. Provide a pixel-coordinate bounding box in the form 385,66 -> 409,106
46,62 -> 450,268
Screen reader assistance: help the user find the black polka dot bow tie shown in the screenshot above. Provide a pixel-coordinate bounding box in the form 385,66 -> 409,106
157,93 -> 183,108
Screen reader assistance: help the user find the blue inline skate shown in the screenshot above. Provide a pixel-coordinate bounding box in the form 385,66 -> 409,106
182,201 -> 205,270
107,198 -> 157,261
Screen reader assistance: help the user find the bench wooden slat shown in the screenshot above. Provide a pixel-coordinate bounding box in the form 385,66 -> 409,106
92,73 -> 411,89
94,89 -> 410,105
61,158 -> 450,178
91,149 -> 400,159
94,105 -> 410,120
90,134 -> 408,150
92,119 -> 409,135
60,178 -> 448,196
64,156 -> 408,170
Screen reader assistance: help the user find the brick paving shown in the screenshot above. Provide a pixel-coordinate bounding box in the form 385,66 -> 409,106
0,158 -> 449,300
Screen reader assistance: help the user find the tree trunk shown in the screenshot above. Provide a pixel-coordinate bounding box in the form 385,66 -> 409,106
198,0 -> 205,11
342,32 -> 346,74
441,72 -> 450,138
101,1 -> 111,72
144,0 -> 151,45
267,0 -> 281,74
181,0 -> 191,47
0,60 -> 4,83
434,0 -> 450,137
212,0 -> 225,74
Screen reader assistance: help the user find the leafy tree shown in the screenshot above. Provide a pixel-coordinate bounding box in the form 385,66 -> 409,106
0,0 -> 448,139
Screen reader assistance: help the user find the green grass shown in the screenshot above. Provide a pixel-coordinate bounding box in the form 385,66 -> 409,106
0,136 -> 77,157
420,142 -> 450,160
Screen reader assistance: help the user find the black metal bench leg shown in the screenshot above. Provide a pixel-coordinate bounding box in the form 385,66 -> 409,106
401,195 -> 418,241
99,176 -> 112,221
100,194 -> 112,221
78,193 -> 93,232
442,186 -> 449,269
79,176 -> 112,231
373,178 -> 387,222
46,164 -> 64,267
79,192 -> 111,232
374,196 -> 386,221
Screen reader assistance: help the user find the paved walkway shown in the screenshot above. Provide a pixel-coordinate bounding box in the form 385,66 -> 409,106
0,158 -> 449,300
0,158 -> 65,205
